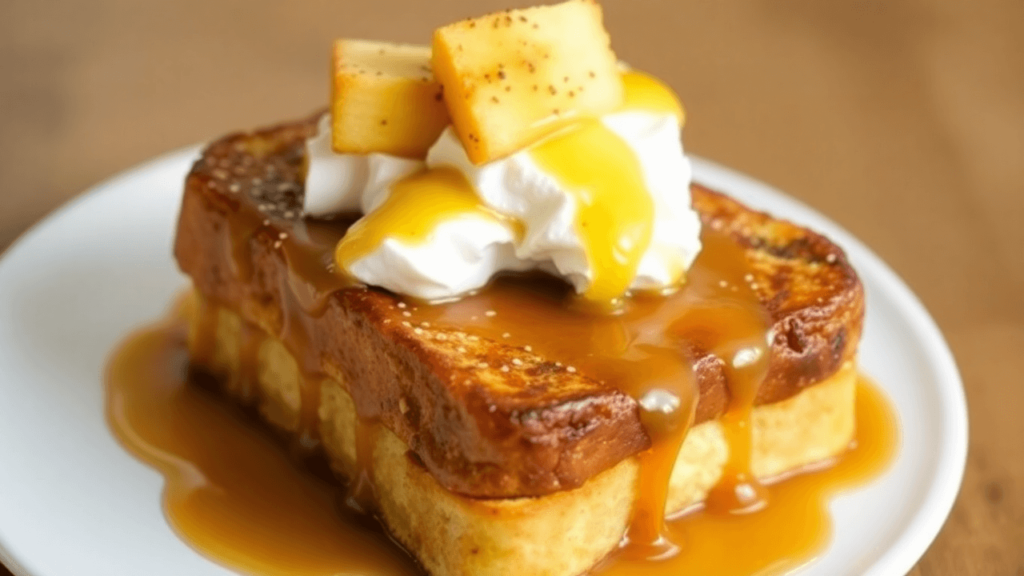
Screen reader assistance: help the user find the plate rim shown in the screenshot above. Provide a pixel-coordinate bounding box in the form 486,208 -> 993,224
692,156 -> 969,576
0,149 -> 968,576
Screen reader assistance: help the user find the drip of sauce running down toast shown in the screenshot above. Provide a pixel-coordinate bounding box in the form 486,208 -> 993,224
406,230 -> 772,556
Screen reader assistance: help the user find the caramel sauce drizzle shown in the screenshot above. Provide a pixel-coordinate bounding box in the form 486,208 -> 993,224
527,117 -> 655,305
189,295 -> 219,368
335,167 -> 514,270
347,418 -> 380,515
277,281 -> 327,450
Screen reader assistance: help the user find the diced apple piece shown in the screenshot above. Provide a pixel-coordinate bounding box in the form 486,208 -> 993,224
332,39 -> 450,158
432,0 -> 623,164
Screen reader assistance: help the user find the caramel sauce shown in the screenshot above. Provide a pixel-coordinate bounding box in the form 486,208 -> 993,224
593,378 -> 898,576
347,418 -> 380,516
704,342 -> 770,515
238,214 -> 350,448
277,282 -> 326,449
106,317 -> 423,576
105,313 -> 895,576
620,71 -> 685,124
189,295 -> 219,368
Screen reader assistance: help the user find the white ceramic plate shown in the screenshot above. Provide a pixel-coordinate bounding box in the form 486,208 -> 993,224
0,149 -> 967,576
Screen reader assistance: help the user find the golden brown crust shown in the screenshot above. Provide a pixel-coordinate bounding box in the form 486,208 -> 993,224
173,115 -> 863,498
693,189 -> 864,407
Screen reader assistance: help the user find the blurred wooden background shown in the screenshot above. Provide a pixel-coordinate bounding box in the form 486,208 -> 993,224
0,0 -> 1021,574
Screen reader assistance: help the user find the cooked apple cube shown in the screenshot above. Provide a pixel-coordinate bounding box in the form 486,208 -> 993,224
432,0 -> 623,164
332,39 -> 450,158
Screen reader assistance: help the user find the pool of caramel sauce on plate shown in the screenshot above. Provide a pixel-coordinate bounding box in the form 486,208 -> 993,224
107,234 -> 897,576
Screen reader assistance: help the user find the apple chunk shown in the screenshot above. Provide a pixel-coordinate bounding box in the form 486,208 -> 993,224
332,39 -> 450,158
432,0 -> 623,164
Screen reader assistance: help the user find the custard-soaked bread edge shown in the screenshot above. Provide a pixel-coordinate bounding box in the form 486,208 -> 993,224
185,293 -> 855,576
174,114 -> 863,498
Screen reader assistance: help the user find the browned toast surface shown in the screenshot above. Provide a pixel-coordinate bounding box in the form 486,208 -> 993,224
174,114 -> 863,498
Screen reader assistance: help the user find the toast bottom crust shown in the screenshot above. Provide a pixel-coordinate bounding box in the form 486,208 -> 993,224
184,290 -> 855,576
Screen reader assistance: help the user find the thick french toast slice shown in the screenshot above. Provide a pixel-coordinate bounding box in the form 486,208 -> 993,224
184,293 -> 855,576
173,114 -> 864,499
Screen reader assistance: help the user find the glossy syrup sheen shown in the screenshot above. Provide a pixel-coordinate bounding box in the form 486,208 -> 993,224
106,316 -> 423,576
620,71 -> 685,123
528,118 -> 654,304
105,315 -> 896,576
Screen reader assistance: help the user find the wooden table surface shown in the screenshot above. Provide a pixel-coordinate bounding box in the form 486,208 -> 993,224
1,1 -> 1021,574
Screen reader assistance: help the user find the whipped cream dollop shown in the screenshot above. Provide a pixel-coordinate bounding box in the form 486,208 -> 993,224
305,109 -> 702,302
304,115 -> 423,216
426,111 -> 701,295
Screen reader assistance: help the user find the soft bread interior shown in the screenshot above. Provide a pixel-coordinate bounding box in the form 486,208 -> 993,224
184,290 -> 855,576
